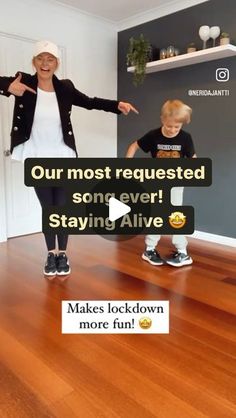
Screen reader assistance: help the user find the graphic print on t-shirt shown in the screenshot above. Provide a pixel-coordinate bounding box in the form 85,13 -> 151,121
156,144 -> 181,158
137,128 -> 195,159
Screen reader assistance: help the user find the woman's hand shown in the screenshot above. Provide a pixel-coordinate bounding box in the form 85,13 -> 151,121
8,73 -> 37,96
118,101 -> 139,115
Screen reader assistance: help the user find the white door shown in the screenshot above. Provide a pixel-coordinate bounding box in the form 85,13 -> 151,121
0,33 -> 65,239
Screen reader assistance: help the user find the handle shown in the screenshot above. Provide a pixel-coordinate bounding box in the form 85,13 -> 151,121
4,149 -> 11,157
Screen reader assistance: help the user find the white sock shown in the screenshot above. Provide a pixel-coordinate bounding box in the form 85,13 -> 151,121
178,249 -> 187,255
146,246 -> 155,252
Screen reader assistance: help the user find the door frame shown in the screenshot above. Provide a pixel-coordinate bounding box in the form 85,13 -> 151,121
0,106 -> 7,242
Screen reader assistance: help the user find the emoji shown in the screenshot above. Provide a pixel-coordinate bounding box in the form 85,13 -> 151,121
169,211 -> 186,229
139,317 -> 152,330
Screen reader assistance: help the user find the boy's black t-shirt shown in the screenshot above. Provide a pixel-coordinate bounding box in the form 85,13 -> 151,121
137,127 -> 195,158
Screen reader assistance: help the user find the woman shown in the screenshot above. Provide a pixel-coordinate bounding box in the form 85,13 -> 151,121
0,40 -> 138,278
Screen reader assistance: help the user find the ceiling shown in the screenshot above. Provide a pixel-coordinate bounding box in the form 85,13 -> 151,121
50,0 -> 181,22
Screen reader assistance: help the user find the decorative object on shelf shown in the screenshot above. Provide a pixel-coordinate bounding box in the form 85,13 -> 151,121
220,32 -> 230,45
209,26 -> 220,47
160,48 -> 167,59
127,44 -> 236,75
187,43 -> 197,53
126,34 -> 151,86
166,45 -> 175,58
174,48 -> 180,56
199,25 -> 210,49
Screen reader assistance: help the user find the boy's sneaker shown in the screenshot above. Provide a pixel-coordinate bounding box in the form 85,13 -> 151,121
56,253 -> 71,275
142,249 -> 164,266
166,251 -> 193,267
44,252 -> 57,277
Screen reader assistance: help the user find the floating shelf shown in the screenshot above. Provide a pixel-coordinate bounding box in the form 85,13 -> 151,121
127,44 -> 236,74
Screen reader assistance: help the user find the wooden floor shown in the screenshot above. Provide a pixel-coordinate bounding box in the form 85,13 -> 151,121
0,233 -> 235,418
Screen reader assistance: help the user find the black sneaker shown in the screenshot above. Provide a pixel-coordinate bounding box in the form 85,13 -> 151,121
142,249 -> 164,266
56,253 -> 71,275
166,251 -> 193,267
44,252 -> 57,277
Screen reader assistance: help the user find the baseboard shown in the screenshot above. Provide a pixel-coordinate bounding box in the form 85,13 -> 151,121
190,230 -> 236,248
1,230 -> 236,248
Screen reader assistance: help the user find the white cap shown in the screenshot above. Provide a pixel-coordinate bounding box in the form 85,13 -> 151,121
34,40 -> 60,59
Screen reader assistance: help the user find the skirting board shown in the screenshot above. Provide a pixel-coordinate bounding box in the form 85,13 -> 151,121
189,230 -> 236,248
1,231 -> 236,247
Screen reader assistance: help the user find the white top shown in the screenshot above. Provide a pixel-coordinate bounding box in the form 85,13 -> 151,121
11,87 -> 76,161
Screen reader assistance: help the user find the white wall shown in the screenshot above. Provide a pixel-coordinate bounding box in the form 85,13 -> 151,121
0,0 -> 118,158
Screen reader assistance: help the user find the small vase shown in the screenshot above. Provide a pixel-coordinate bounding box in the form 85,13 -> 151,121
167,46 -> 175,58
220,37 -> 230,45
160,48 -> 167,59
187,46 -> 197,53
174,48 -> 180,56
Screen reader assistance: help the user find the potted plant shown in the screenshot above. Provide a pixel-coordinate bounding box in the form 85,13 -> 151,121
126,34 -> 151,86
220,32 -> 230,45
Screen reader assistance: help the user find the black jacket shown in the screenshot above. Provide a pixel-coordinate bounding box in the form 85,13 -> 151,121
0,72 -> 121,155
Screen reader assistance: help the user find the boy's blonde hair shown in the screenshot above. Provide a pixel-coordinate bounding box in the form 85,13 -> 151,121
161,100 -> 192,124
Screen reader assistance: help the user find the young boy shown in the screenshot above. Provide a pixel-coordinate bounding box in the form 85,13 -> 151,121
126,100 -> 197,267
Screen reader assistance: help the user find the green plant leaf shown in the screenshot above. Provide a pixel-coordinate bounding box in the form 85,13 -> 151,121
126,34 -> 151,86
